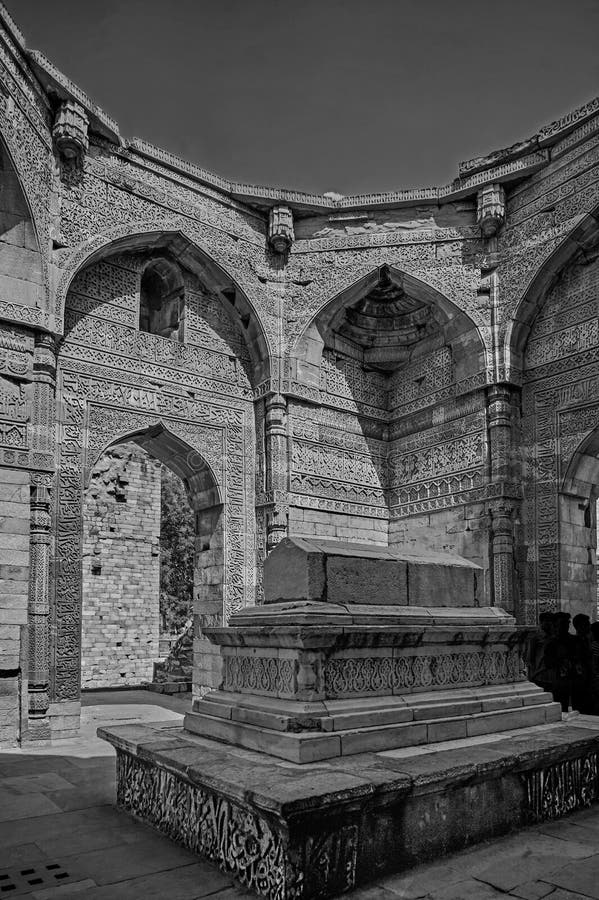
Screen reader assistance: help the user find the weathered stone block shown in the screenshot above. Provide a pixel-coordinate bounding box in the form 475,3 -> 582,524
264,537 -> 481,607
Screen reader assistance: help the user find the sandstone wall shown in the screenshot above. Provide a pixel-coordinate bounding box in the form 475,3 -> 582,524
520,254 -> 599,621
81,442 -> 161,689
0,468 -> 29,747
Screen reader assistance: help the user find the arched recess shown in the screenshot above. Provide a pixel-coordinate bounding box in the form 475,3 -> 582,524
56,228 -> 272,389
518,214 -> 599,623
0,135 -> 45,314
139,258 -> 185,339
290,264 -> 488,391
285,263 -> 489,577
81,424 -> 223,691
52,233 -> 259,712
558,426 -> 599,620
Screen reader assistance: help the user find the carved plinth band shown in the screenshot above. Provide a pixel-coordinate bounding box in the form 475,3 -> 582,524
524,752 -> 599,821
222,647 -> 525,698
117,753 -> 288,899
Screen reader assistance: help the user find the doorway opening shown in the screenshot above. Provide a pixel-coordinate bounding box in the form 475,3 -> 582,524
80,427 -> 222,692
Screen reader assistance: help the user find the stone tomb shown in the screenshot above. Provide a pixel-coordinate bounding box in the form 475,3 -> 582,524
184,538 -> 560,762
100,539 -> 599,899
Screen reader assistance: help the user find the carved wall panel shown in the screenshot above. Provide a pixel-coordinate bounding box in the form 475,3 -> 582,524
288,325 -> 487,526
521,253 -> 599,622
52,253 -> 256,701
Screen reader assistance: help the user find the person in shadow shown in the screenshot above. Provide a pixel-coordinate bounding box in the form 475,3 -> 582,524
590,621 -> 599,715
527,612 -> 556,695
571,613 -> 593,713
544,611 -> 574,712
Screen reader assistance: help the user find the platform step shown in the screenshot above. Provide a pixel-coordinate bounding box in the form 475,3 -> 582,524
185,699 -> 562,763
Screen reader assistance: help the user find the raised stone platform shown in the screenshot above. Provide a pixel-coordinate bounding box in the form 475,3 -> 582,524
100,717 -> 599,899
99,538 -> 577,897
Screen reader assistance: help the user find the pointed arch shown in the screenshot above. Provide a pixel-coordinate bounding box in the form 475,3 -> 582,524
88,422 -> 223,509
289,263 -> 487,392
561,424 -> 599,498
80,424 -> 224,691
0,134 -> 45,314
505,206 -> 599,376
57,226 -> 272,387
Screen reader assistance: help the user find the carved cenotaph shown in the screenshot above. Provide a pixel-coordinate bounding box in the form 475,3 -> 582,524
101,539 -> 599,899
184,538 -> 560,760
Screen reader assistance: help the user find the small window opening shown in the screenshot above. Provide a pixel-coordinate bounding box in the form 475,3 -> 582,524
139,257 -> 184,340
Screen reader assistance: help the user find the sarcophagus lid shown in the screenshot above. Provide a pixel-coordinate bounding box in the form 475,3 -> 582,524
264,537 -> 482,608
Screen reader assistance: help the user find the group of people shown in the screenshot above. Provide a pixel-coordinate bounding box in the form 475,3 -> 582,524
527,611 -> 599,714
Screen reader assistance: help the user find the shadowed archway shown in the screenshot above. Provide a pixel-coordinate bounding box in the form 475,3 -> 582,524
81,424 -> 223,692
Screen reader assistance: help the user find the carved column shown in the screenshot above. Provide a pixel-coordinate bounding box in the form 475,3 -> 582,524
487,384 -> 512,481
486,384 -> 517,614
27,474 -> 52,738
489,500 -> 515,616
26,334 -> 57,739
264,393 -> 289,553
32,333 -> 57,457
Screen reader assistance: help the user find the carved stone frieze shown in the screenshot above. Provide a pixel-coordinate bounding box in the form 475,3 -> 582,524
222,647 -> 525,698
223,656 -> 295,695
524,752 -> 599,821
116,753 -> 289,898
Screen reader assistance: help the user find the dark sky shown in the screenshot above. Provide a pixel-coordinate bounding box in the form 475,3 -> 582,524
5,0 -> 599,194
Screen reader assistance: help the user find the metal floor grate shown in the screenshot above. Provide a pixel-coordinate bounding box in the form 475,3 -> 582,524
0,863 -> 72,896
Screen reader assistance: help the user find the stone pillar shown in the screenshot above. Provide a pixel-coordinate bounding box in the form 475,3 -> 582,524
26,333 -> 57,740
27,474 -> 52,739
489,500 -> 515,616
487,384 -> 512,481
486,385 -> 517,615
264,393 -> 289,553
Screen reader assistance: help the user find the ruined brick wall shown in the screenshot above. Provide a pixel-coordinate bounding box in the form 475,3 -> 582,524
81,442 -> 161,688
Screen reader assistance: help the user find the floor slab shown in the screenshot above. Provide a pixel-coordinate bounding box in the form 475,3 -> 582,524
3,694 -> 599,900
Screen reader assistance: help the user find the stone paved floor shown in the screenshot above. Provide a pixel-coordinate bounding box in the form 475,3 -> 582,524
2,693 -> 599,899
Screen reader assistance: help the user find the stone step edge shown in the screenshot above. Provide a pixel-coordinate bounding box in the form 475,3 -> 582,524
197,681 -> 548,716
184,701 -> 563,763
194,688 -> 555,733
